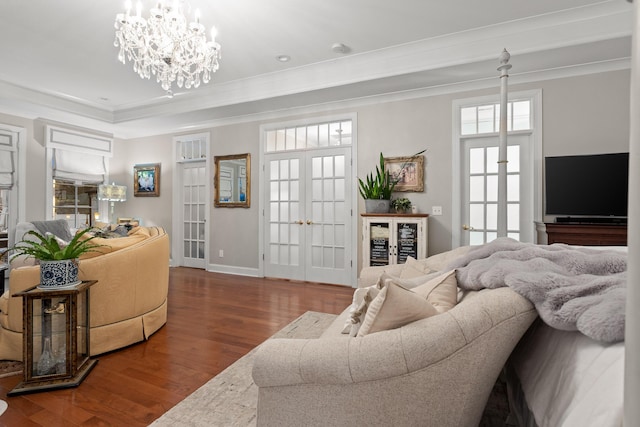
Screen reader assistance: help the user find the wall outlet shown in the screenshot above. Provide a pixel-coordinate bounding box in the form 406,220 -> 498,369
219,249 -> 224,258
432,206 -> 443,216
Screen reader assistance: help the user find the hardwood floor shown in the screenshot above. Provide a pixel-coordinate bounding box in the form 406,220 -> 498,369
0,268 -> 355,426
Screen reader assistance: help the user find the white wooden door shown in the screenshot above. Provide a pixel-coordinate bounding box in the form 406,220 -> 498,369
181,162 -> 207,268
460,134 -> 532,245
264,147 -> 352,285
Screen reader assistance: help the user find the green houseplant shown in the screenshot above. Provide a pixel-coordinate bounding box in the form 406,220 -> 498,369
358,152 -> 396,213
11,228 -> 102,288
391,197 -> 412,213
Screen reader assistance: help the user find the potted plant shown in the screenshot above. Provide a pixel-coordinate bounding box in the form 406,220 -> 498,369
11,228 -> 102,289
391,197 -> 412,213
358,152 -> 396,213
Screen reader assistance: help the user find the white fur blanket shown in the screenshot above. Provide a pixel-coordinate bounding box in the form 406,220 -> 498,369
446,238 -> 626,343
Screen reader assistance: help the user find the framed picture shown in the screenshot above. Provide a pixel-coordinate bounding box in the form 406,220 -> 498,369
384,155 -> 425,192
133,163 -> 160,197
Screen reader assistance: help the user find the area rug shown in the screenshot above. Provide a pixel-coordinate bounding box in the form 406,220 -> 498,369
0,360 -> 22,379
148,311 -> 337,427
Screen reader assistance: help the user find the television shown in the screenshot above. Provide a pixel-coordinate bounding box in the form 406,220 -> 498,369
545,152 -> 629,220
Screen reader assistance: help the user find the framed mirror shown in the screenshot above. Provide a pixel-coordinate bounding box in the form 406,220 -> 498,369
214,153 -> 251,208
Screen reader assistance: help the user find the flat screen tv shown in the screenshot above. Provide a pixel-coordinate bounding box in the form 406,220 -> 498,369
545,152 -> 629,219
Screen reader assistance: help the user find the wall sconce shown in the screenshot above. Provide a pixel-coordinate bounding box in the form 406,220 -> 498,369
98,183 -> 127,220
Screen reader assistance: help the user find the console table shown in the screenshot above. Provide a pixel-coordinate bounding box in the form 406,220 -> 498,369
544,222 -> 627,246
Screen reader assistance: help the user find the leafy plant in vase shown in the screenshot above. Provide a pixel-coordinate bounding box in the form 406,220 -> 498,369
11,228 -> 102,289
358,152 -> 396,213
391,198 -> 412,214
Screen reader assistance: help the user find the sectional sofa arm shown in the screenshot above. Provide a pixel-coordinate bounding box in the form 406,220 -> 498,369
252,313 -> 470,388
253,289 -> 537,389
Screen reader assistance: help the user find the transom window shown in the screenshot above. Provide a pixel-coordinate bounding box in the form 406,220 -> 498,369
265,120 -> 352,153
461,100 -> 531,135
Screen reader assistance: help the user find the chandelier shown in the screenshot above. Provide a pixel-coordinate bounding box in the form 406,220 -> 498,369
114,1 -> 221,92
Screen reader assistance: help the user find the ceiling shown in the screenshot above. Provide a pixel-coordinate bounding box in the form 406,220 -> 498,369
0,0 -> 633,138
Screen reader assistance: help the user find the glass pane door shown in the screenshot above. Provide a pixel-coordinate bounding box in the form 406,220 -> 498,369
461,134 -> 531,245
305,148 -> 351,284
264,147 -> 352,285
182,163 -> 206,268
265,153 -> 304,280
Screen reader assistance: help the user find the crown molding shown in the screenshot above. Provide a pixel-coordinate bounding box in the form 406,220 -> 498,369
108,57 -> 629,139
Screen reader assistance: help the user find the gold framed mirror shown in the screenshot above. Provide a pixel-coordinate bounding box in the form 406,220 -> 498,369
214,153 -> 251,208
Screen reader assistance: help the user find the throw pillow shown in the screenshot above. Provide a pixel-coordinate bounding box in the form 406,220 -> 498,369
377,270 -> 443,290
357,282 -> 439,337
398,256 -> 433,279
46,232 -> 69,249
342,284 -> 382,335
411,270 -> 458,313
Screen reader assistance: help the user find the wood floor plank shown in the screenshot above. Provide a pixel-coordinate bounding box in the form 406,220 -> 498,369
0,268 -> 354,426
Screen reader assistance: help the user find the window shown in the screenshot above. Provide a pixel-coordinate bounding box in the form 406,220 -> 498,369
461,100 -> 531,135
265,120 -> 352,152
53,180 -> 99,229
44,124 -> 114,227
0,124 -> 23,249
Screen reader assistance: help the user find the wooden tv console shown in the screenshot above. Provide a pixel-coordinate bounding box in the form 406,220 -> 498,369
545,222 -> 627,246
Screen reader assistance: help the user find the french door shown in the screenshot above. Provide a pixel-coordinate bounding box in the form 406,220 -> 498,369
460,134 -> 533,245
172,133 -> 210,269
264,147 -> 352,285
180,162 -> 207,268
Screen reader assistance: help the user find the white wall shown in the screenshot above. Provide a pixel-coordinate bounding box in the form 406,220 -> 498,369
1,68 -> 631,275
109,134 -> 174,230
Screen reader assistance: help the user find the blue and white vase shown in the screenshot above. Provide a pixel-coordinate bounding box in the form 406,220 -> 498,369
39,259 -> 80,288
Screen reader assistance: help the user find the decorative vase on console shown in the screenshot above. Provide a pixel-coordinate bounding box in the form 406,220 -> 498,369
36,337 -> 55,376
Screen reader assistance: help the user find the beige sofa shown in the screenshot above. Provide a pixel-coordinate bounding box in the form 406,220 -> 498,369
0,223 -> 170,361
252,246 -> 538,427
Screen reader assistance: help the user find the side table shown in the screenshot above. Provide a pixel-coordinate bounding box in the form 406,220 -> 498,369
8,280 -> 98,395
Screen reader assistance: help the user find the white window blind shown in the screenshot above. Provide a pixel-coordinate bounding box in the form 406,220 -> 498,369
0,150 -> 14,189
53,149 -> 106,183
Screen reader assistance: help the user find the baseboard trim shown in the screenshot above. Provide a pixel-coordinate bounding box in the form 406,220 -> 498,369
207,264 -> 261,277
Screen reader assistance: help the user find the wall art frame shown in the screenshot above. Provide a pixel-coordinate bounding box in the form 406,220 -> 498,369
133,163 -> 160,197
384,155 -> 425,192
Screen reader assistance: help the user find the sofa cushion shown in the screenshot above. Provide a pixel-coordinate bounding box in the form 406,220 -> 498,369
411,270 -> 458,313
357,282 -> 439,336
